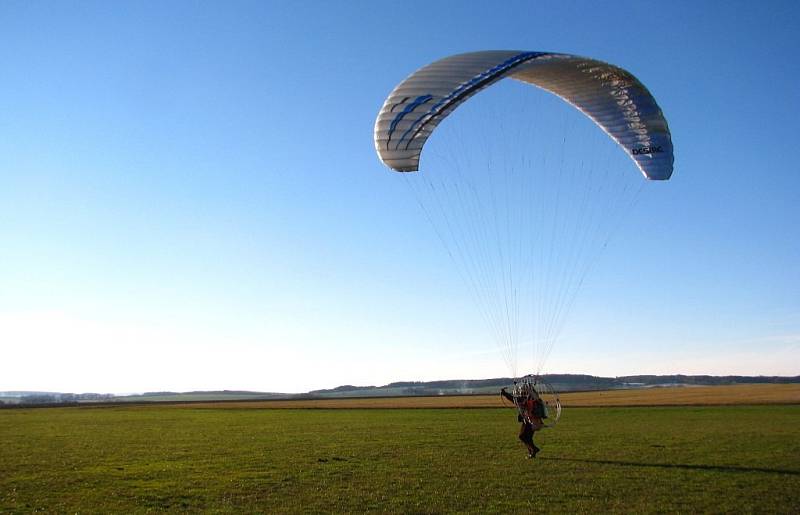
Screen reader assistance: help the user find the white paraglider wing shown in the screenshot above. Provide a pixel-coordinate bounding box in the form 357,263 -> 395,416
374,50 -> 673,180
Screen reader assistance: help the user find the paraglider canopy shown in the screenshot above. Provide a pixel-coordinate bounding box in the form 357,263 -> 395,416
374,50 -> 673,180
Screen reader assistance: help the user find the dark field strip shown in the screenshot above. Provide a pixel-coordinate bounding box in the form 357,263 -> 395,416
4,384 -> 796,411
1,405 -> 799,513
134,383 -> 800,410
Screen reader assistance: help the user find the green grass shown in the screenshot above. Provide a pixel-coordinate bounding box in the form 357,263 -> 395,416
1,405 -> 798,513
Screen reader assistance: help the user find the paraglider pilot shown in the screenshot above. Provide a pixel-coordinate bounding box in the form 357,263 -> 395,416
501,386 -> 544,458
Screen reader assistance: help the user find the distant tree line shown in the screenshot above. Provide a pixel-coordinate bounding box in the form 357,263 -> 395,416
10,393 -> 116,405
309,374 -> 800,397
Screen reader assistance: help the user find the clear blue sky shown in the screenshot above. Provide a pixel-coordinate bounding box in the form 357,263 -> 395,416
1,1 -> 797,393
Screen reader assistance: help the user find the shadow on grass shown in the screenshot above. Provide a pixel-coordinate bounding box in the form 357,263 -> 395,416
540,457 -> 800,476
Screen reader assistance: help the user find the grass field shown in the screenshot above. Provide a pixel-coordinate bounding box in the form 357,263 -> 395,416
2,390 -> 799,513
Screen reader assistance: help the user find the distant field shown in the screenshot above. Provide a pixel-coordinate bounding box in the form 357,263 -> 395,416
1,402 -> 798,512
168,383 -> 800,410
561,383 -> 800,406
117,392 -> 285,403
